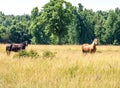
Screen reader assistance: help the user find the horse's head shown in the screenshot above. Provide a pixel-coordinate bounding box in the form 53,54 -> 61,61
23,41 -> 28,46
94,38 -> 97,45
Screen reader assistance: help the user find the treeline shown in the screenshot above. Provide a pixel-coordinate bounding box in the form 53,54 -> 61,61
0,0 -> 120,45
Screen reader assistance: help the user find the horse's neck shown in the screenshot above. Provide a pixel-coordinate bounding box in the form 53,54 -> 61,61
91,41 -> 96,48
22,44 -> 26,49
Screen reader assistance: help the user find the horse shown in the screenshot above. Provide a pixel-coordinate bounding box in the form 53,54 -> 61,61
82,38 -> 97,54
6,41 -> 28,55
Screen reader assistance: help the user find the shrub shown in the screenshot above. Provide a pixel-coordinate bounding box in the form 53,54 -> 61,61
28,49 -> 39,58
42,50 -> 56,59
13,50 -> 28,58
14,50 -> 39,58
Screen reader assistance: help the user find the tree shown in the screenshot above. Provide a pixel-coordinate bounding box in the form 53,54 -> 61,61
9,22 -> 30,43
112,16 -> 120,44
104,10 -> 118,44
0,26 -> 10,43
31,7 -> 39,20
30,7 -> 50,44
94,12 -> 106,44
74,4 -> 95,44
41,0 -> 73,44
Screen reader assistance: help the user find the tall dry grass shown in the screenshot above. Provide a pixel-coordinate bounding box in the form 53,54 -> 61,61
0,44 -> 120,88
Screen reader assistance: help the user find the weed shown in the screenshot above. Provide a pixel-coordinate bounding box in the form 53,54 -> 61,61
42,50 -> 56,59
13,50 -> 39,58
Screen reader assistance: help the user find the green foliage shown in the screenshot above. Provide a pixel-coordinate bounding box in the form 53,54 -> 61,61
28,49 -> 39,58
14,50 -> 39,58
49,34 -> 58,44
42,50 -> 56,59
30,7 -> 50,44
94,12 -> 106,44
9,22 -> 30,43
18,50 -> 28,57
40,0 -> 74,44
31,7 -> 39,20
103,10 -> 120,44
0,13 -> 31,43
0,1 -> 120,45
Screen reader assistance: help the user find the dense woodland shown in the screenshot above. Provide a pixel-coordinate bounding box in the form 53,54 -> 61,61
0,0 -> 120,45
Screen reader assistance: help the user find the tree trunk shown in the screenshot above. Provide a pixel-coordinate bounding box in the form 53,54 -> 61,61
58,33 -> 62,45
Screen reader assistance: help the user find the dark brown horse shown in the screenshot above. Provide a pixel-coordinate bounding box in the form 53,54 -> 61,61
6,41 -> 28,55
82,38 -> 97,54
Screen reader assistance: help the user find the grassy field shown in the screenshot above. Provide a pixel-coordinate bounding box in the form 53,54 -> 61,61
0,44 -> 120,88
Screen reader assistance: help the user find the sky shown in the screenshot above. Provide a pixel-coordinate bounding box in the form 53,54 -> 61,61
0,0 -> 120,15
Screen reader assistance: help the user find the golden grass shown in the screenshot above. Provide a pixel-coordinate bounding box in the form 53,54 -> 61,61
0,44 -> 120,88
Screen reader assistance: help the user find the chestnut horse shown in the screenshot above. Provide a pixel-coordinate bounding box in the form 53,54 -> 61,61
82,38 -> 97,54
6,41 -> 28,55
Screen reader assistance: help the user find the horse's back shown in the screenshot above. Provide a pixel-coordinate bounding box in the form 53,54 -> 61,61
12,44 -> 21,48
11,42 -> 28,51
82,44 -> 90,49
82,44 -> 90,52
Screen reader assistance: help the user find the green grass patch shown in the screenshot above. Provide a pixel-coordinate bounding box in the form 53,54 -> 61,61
42,50 -> 56,59
14,49 -> 39,58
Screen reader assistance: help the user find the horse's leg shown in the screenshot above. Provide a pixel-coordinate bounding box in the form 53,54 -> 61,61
8,51 -> 10,55
6,50 -> 8,55
82,50 -> 87,55
6,47 -> 9,55
6,50 -> 10,55
90,49 -> 95,54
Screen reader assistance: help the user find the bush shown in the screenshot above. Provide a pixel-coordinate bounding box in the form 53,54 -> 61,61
14,50 -> 39,58
42,50 -> 56,59
18,50 -> 29,57
28,49 -> 39,58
